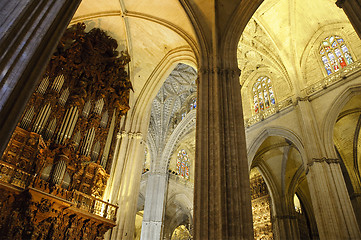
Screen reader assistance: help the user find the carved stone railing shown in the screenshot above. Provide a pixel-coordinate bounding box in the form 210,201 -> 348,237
244,97 -> 293,127
0,160 -> 118,221
244,61 -> 361,128
168,171 -> 194,188
304,60 -> 361,96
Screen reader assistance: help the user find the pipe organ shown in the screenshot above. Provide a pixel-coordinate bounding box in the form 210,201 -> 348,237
0,23 -> 131,239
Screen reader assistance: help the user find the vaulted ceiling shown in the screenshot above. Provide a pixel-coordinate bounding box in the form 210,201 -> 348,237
71,0 -> 352,111
71,0 -> 197,102
238,0 -> 354,118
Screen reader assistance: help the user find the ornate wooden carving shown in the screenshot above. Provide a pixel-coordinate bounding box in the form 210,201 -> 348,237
0,185 -> 115,240
0,23 -> 130,239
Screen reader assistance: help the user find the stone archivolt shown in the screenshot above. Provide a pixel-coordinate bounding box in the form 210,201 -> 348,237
0,23 -> 131,239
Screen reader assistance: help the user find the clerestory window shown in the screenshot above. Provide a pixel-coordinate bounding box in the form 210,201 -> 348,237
252,76 -> 276,113
319,35 -> 354,75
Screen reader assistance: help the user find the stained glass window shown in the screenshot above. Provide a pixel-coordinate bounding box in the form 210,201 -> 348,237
190,98 -> 197,110
177,149 -> 190,179
319,35 -> 354,75
253,77 -> 275,113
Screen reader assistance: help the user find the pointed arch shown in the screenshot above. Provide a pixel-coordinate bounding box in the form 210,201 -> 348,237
323,84 -> 361,158
247,127 -> 306,168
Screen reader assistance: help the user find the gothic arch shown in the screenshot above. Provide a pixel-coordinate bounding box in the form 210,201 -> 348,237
323,84 -> 361,158
300,22 -> 354,80
126,46 -> 197,134
158,109 -> 196,172
219,0 -> 264,67
247,127 -> 306,167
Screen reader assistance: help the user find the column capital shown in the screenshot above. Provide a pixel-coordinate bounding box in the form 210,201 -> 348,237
119,131 -> 143,140
306,157 -> 340,174
199,67 -> 241,78
295,96 -> 310,103
148,171 -> 168,177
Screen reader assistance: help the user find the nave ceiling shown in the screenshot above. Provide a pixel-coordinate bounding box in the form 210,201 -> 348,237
70,0 -> 356,123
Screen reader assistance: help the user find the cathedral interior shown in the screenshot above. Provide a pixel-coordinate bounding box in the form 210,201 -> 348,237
1,0 -> 361,239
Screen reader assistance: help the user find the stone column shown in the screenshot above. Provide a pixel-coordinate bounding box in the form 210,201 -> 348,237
272,215 -> 300,240
193,66 -> 253,239
336,0 -> 361,39
140,172 -> 168,240
0,0 -> 81,154
110,131 -> 145,240
179,1 -> 259,238
297,99 -> 361,239
306,158 -> 361,239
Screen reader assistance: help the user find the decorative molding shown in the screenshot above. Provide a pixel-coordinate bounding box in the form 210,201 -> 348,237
295,96 -> 310,103
120,131 -> 143,140
199,67 -> 241,77
245,97 -> 293,127
306,157 -> 340,174
159,110 -> 196,172
304,60 -> 361,96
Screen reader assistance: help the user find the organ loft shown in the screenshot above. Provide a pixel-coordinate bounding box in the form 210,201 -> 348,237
0,23 -> 132,239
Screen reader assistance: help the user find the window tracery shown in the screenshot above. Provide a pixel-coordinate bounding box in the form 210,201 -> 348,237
252,76 -> 276,113
177,149 -> 190,179
319,35 -> 354,75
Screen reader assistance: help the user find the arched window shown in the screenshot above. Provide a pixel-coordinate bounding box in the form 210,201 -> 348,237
319,35 -> 354,75
190,98 -> 197,110
177,149 -> 190,179
252,76 -> 276,113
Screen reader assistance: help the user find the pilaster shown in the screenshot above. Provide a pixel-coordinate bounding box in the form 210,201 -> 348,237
110,130 -> 145,240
